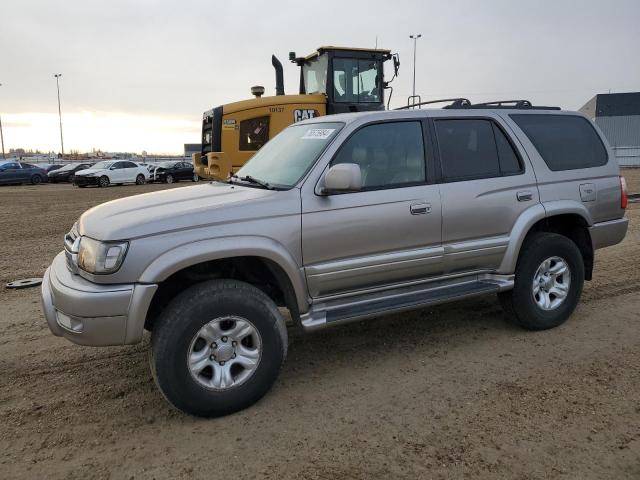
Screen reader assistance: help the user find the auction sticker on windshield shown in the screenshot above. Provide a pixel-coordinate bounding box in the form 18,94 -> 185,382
302,128 -> 335,140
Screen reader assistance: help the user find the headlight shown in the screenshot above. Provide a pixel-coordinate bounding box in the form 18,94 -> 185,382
77,237 -> 128,274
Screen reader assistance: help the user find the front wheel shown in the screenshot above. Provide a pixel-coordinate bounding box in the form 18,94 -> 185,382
98,175 -> 110,188
499,232 -> 584,330
31,174 -> 42,185
135,174 -> 146,185
165,173 -> 174,184
192,173 -> 199,182
150,279 -> 288,417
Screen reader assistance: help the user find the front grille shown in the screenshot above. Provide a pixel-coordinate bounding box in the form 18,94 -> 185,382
64,225 -> 80,273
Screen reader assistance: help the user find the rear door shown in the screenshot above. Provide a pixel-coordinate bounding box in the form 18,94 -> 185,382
122,161 -> 139,182
301,120 -> 443,298
179,162 -> 193,179
431,114 -> 539,274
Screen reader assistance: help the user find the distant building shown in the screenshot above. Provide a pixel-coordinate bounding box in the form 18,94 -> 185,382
184,143 -> 201,159
579,92 -> 640,166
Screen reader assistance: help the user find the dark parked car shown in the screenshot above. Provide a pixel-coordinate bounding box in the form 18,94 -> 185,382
151,161 -> 199,183
45,164 -> 64,173
48,163 -> 94,183
0,162 -> 48,185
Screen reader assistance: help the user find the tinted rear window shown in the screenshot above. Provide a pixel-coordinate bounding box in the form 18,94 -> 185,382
435,119 -> 500,181
511,114 -> 607,171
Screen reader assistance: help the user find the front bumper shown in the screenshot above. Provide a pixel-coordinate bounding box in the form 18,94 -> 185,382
41,252 -> 158,346
73,175 -> 99,186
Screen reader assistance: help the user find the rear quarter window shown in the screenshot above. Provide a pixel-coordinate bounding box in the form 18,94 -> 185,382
510,114 -> 607,171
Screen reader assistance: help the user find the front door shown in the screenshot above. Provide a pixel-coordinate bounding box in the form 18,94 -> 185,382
302,120 -> 442,298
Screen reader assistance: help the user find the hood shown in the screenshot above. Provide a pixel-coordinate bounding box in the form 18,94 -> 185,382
78,182 -> 300,240
75,167 -> 107,176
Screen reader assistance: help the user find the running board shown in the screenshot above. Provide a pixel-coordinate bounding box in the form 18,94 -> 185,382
300,274 -> 513,331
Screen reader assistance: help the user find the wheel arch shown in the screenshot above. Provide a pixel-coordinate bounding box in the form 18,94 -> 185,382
140,237 -> 308,330
499,202 -> 594,280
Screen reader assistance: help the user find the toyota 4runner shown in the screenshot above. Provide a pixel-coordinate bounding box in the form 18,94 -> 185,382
41,101 -> 629,417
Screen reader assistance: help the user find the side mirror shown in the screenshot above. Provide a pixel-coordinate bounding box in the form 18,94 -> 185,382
322,163 -> 362,194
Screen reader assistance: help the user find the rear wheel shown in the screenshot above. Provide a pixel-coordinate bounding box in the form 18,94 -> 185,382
30,174 -> 42,185
150,279 -> 288,417
135,174 -> 146,185
499,232 -> 584,330
99,175 -> 110,188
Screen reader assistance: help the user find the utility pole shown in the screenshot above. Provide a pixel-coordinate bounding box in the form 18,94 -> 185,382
0,83 -> 5,159
409,34 -> 422,98
54,74 -> 64,159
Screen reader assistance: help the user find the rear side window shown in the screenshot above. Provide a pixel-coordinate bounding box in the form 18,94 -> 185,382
510,114 -> 607,171
435,119 -> 523,182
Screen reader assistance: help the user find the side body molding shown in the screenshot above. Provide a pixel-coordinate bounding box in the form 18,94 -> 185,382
138,236 -> 309,313
498,201 -> 594,274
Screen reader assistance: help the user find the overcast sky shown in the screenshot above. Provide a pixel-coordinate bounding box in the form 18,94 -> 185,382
1,0 -> 639,154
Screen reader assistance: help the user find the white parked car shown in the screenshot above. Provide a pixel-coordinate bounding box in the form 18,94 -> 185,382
73,160 -> 149,188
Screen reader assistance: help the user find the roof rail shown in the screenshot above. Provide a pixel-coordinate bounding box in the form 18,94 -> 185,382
452,99 -> 561,110
394,98 -> 471,110
394,98 -> 560,111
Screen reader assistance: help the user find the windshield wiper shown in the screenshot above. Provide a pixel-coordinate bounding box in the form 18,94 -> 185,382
229,174 -> 273,190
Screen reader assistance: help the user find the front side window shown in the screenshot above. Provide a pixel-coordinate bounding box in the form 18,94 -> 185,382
239,116 -> 270,151
333,58 -> 381,103
332,121 -> 425,190
302,54 -> 329,95
236,122 -> 343,188
511,114 -> 607,171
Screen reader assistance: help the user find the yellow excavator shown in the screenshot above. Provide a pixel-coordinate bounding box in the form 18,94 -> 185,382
193,46 -> 400,180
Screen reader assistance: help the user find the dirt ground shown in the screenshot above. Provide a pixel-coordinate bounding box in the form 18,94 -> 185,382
1,181 -> 639,480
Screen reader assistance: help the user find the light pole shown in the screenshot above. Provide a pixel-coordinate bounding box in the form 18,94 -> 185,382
0,83 -> 5,159
409,34 -> 422,99
54,74 -> 64,158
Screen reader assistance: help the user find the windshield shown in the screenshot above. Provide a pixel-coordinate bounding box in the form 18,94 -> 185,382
157,161 -> 177,168
333,58 -> 381,103
91,161 -> 113,169
56,163 -> 78,172
302,54 -> 328,94
235,122 -> 343,188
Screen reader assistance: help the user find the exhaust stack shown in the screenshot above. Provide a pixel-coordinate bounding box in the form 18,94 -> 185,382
272,55 -> 285,96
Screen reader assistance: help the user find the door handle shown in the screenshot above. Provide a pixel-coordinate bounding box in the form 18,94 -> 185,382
410,202 -> 431,215
517,191 -> 533,202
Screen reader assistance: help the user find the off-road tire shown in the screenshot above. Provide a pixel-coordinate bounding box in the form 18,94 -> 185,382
150,279 -> 288,417
98,175 -> 110,188
30,174 -> 42,185
499,232 -> 584,330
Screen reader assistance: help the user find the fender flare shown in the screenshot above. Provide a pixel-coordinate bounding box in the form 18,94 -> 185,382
139,235 -> 309,313
498,201 -> 593,274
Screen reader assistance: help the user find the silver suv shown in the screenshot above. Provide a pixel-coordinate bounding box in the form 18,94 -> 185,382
41,102 -> 629,417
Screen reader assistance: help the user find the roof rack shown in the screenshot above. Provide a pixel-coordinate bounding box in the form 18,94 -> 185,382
394,98 -> 471,110
394,98 -> 561,111
457,99 -> 561,110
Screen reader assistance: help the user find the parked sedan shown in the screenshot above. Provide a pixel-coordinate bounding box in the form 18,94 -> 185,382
0,162 -> 48,185
73,160 -> 149,187
48,163 -> 94,183
151,161 -> 199,183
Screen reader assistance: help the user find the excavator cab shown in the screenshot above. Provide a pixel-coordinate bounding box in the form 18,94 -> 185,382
194,46 -> 398,180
